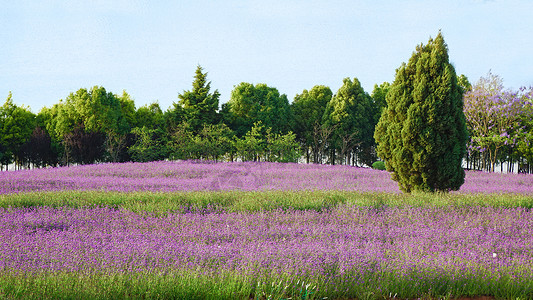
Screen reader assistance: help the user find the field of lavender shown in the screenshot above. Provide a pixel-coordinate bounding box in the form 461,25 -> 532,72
1,161 -> 533,299
2,160 -> 533,194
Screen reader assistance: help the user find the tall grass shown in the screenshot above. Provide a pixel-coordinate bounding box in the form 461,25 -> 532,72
1,268 -> 532,299
1,190 -> 533,213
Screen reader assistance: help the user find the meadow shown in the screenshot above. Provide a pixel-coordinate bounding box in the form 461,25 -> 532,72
1,161 -> 533,299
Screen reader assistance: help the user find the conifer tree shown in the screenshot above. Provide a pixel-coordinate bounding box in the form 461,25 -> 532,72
374,32 -> 468,193
178,65 -> 220,132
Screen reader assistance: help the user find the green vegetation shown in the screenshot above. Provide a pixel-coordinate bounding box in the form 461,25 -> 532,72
1,267 -> 532,300
323,77 -> 376,166
371,160 -> 386,170
2,190 -> 533,213
375,32 -> 468,193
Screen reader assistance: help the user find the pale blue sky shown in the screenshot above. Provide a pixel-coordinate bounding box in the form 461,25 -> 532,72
2,0 -> 532,113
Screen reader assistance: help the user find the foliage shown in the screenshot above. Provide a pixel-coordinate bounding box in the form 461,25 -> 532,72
516,87 -> 533,171
265,129 -> 301,163
371,160 -> 386,170
225,82 -> 292,137
0,92 -> 36,169
323,77 -> 374,166
168,122 -> 195,160
134,102 -> 164,129
117,91 -> 136,130
291,85 -> 332,163
128,126 -> 167,162
36,106 -> 62,166
457,74 -> 472,94
55,86 -> 129,137
177,65 -> 220,133
19,127 -> 56,168
63,124 -> 106,165
463,72 -> 533,172
192,124 -> 235,161
2,62 -> 532,172
233,121 -> 300,162
375,32 -> 468,193
234,121 -> 266,161
52,86 -> 131,165
371,82 -> 390,124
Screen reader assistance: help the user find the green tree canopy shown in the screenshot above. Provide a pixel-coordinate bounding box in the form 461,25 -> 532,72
118,91 -> 136,130
53,86 -> 130,164
128,126 -> 167,163
374,32 -> 468,193
457,74 -> 472,94
55,86 -> 128,137
177,65 -> 220,132
134,102 -> 164,130
0,92 -> 36,169
225,82 -> 292,137
371,82 -> 390,125
323,77 -> 374,166
292,85 -> 332,163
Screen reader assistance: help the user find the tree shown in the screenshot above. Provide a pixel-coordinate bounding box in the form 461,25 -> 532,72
374,32 -> 468,193
225,83 -> 292,137
36,106 -> 61,166
264,129 -> 301,163
516,87 -> 533,173
63,124 -> 106,165
194,124 -> 234,161
457,74 -> 472,94
134,102 -> 164,129
128,126 -> 167,162
292,85 -> 332,163
118,91 -> 136,130
168,122 -> 195,160
164,102 -> 185,134
20,126 -> 55,168
323,78 -> 374,166
177,65 -> 220,132
464,72 -> 532,172
0,92 -> 36,169
234,121 -> 266,162
169,123 -> 234,161
312,122 -> 336,164
105,91 -> 136,162
54,86 -> 129,165
371,82 -> 390,125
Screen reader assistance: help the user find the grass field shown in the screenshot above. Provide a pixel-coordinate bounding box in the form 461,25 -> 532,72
1,161 -> 533,299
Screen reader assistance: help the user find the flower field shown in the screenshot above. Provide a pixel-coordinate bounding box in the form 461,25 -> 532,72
1,161 -> 533,299
1,160 -> 533,194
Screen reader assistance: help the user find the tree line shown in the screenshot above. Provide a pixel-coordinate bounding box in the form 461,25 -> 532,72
1,39 -> 532,176
0,65 -> 384,170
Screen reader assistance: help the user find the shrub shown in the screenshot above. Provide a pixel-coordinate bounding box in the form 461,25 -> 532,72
372,161 -> 386,170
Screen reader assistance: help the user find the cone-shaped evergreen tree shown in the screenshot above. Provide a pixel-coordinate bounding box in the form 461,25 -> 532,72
178,65 -> 220,132
374,32 -> 467,193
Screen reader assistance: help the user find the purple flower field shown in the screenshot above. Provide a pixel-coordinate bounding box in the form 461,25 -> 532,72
2,160 -> 533,194
1,206 -> 532,292
2,161 -> 533,298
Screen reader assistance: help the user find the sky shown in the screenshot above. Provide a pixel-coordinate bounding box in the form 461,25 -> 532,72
1,0 -> 532,113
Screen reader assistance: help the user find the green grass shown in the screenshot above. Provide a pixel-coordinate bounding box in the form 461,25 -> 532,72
1,190 -> 533,213
1,267 -> 532,299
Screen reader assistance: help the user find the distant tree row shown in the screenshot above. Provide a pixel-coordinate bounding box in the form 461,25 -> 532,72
1,64 -> 532,174
0,65 -> 383,170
